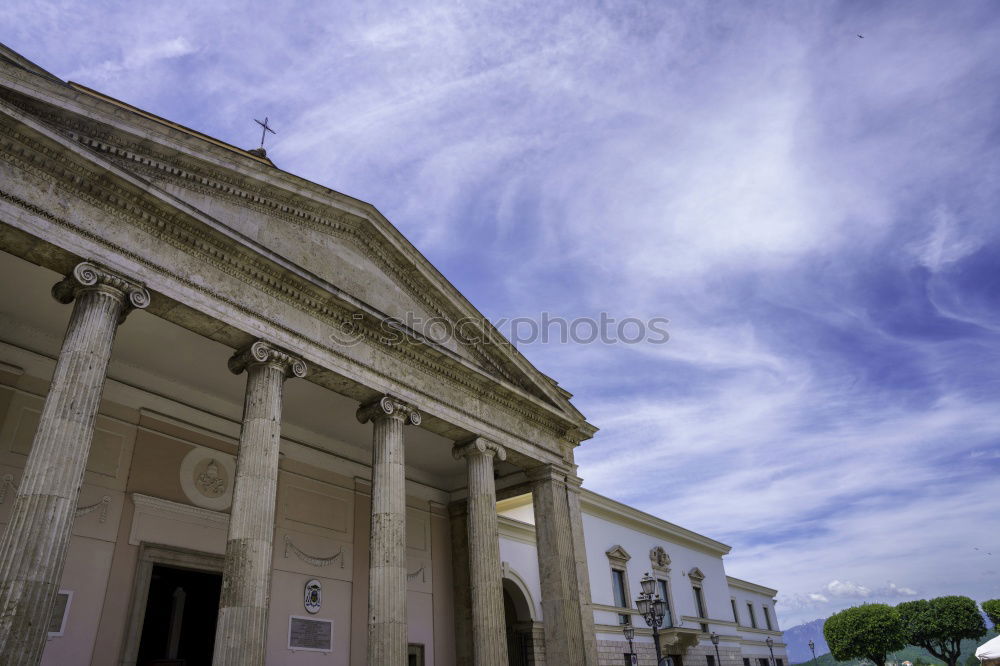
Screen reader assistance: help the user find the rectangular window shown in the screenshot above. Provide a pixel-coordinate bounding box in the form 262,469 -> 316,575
693,585 -> 708,632
731,598 -> 740,624
657,579 -> 674,628
612,569 -> 630,625
693,586 -> 707,618
759,659 -> 769,666
776,659 -> 784,666
612,569 -> 627,607
707,656 -> 716,666
743,659 -> 751,666
763,606 -> 773,631
747,602 -> 757,629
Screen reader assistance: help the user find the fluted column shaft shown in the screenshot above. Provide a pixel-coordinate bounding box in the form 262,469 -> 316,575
0,262 -> 148,666
357,396 -> 420,665
212,341 -> 306,666
529,465 -> 600,666
454,438 -> 508,666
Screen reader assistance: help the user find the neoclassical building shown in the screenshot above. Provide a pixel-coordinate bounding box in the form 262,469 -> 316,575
0,44 -> 786,666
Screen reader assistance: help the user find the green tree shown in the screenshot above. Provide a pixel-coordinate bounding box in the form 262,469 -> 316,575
824,604 -> 906,666
897,596 -> 987,666
983,599 -> 1000,631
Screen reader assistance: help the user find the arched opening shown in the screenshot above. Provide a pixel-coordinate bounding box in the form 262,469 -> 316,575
503,578 -> 535,666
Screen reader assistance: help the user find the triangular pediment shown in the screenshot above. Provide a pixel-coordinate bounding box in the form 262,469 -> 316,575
688,567 -> 705,582
606,545 -> 631,563
0,54 -> 595,440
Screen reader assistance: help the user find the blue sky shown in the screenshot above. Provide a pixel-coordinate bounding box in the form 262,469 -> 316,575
6,0 -> 1000,628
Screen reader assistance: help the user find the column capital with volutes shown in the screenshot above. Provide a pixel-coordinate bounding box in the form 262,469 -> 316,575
356,395 -> 421,426
452,437 -> 506,462
228,340 -> 307,378
51,261 -> 150,311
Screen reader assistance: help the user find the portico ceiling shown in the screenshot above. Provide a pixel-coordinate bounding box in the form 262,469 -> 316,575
0,250 -> 520,490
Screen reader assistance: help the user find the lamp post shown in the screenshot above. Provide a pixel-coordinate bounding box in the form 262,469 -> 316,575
636,572 -> 668,666
809,640 -> 816,666
623,623 -> 636,664
711,632 -> 723,666
766,636 -> 776,666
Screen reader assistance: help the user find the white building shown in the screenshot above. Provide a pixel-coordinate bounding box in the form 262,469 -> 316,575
496,492 -> 786,666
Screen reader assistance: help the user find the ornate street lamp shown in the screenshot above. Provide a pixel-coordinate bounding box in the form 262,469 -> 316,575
623,623 -> 636,662
635,572 -> 668,666
809,639 -> 816,666
711,631 -> 722,666
766,636 -> 776,666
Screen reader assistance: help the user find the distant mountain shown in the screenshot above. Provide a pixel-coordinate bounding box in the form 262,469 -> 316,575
783,619 -> 829,664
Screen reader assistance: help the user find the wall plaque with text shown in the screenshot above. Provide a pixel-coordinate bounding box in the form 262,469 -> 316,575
288,615 -> 333,652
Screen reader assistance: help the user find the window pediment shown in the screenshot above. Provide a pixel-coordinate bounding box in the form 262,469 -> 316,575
606,545 -> 631,565
688,567 -> 705,582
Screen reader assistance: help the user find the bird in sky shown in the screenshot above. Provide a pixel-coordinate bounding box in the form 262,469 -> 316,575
857,34 -> 864,39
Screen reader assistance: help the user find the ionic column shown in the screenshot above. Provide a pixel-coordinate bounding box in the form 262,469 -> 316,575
528,464 -> 599,666
453,438 -> 509,666
357,396 -> 420,665
212,341 -> 306,666
0,261 -> 149,665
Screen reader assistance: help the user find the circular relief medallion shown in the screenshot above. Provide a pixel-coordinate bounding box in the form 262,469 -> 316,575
179,447 -> 236,511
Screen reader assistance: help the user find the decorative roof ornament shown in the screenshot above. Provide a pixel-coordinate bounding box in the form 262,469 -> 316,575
249,115 -> 276,158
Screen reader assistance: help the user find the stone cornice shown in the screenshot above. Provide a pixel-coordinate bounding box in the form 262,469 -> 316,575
0,66 -> 595,433
128,492 -> 229,547
731,624 -> 784,638
525,463 -> 576,485
0,97 -> 583,460
228,340 -> 308,379
725,576 -> 778,598
497,515 -> 536,545
579,489 -> 732,556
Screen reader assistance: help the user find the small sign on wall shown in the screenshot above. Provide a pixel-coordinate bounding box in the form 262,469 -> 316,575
288,615 -> 332,652
48,590 -> 73,638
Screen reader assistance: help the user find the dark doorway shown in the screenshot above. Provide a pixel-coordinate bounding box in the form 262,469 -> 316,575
503,580 -> 536,666
136,564 -> 222,666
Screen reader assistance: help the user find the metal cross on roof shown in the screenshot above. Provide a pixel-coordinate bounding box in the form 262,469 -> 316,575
254,116 -> 276,149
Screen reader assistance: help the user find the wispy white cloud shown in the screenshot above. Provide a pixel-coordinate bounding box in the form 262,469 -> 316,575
66,36 -> 198,83
825,581 -> 872,599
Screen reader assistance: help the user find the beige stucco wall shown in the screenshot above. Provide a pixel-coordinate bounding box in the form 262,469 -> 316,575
0,359 -> 457,665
